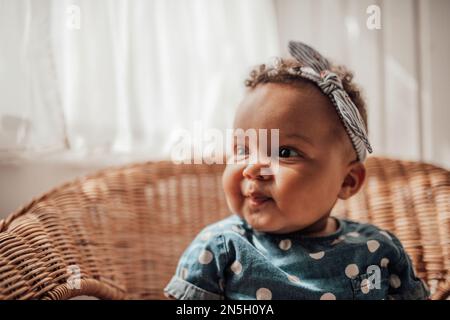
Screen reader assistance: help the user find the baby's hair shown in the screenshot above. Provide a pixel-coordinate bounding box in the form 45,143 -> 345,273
244,58 -> 368,134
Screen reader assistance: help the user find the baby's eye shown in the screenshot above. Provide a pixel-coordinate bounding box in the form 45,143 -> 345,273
235,145 -> 248,156
279,147 -> 301,158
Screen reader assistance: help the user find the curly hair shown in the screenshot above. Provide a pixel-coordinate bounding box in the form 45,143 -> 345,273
244,58 -> 368,134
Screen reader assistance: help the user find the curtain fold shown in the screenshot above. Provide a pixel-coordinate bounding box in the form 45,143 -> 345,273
0,0 -> 68,159
0,0 -> 280,160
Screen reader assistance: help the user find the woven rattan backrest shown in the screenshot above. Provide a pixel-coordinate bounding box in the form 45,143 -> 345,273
0,157 -> 448,299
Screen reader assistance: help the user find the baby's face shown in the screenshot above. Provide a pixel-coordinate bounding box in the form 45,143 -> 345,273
222,82 -> 365,234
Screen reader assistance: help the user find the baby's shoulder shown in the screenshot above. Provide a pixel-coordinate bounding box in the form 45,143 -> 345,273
342,219 -> 394,239
193,214 -> 249,244
202,214 -> 246,231
339,219 -> 406,262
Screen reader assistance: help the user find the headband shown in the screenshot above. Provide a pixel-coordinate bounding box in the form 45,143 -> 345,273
286,41 -> 373,162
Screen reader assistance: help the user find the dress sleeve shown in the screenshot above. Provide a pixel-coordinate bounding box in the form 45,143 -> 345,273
386,233 -> 430,300
164,229 -> 229,300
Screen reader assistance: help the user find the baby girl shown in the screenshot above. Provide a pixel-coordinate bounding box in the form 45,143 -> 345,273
164,41 -> 429,300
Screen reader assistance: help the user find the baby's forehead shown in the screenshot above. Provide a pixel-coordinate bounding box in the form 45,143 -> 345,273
234,83 -> 343,141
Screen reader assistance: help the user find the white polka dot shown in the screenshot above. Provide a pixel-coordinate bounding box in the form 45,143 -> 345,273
180,267 -> 188,280
346,232 -> 360,237
389,274 -> 401,289
198,250 -> 213,264
380,258 -> 389,268
309,251 -> 325,260
231,225 -> 245,235
200,231 -> 213,241
345,264 -> 359,278
367,240 -> 380,253
287,274 -> 300,284
320,292 -> 336,300
361,279 -> 371,294
379,231 -> 392,240
331,236 -> 344,245
256,288 -> 272,300
279,239 -> 292,251
230,260 -> 242,275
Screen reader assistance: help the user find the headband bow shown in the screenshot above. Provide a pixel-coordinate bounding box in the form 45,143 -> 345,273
287,41 -> 373,161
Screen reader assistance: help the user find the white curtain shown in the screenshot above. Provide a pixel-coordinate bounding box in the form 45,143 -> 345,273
2,0 -> 449,168
0,0 -> 68,158
0,0 -> 280,161
275,0 -> 450,169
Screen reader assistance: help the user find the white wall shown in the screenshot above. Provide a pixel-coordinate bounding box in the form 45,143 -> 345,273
0,160 -> 105,217
0,153 -> 161,217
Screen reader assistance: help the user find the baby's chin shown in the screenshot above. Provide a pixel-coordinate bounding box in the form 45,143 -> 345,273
241,210 -> 313,234
241,210 -> 285,233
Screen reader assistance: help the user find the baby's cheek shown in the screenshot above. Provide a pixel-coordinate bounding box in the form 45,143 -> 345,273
222,164 -> 245,212
275,169 -> 336,216
274,171 -> 310,208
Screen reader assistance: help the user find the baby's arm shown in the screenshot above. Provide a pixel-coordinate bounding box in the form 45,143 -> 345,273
385,233 -> 430,300
164,230 -> 229,300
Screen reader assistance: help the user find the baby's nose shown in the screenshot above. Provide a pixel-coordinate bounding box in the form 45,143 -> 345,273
242,162 -> 274,181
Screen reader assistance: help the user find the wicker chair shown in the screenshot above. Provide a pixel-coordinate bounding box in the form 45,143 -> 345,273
0,156 -> 448,300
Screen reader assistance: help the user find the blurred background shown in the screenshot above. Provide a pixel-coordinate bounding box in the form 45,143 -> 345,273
0,0 -> 449,217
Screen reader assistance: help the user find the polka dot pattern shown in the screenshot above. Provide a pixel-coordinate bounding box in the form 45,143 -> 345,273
198,250 -> 213,264
346,232 -> 360,237
380,258 -> 389,268
287,274 -> 300,284
256,288 -> 272,300
331,236 -> 345,245
320,292 -> 336,300
171,215 -> 422,300
345,264 -> 359,278
389,274 -> 401,289
231,260 -> 243,275
361,279 -> 371,294
367,240 -> 380,253
279,239 -> 292,251
309,251 -> 325,260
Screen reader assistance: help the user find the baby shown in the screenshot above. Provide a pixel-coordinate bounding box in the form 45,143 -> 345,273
164,41 -> 429,300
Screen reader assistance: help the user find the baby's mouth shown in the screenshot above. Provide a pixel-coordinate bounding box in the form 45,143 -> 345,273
246,192 -> 273,208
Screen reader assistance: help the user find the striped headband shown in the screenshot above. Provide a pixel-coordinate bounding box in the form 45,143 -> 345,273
286,41 -> 373,162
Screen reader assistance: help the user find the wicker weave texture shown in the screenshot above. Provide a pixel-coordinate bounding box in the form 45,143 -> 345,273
0,157 -> 448,299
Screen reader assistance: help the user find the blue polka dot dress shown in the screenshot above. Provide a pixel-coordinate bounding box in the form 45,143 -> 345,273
164,215 -> 429,300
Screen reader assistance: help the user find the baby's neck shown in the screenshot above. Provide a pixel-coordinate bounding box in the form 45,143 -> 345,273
298,216 -> 338,237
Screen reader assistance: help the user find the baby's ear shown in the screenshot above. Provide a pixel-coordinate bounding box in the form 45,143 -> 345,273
337,162 -> 366,200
